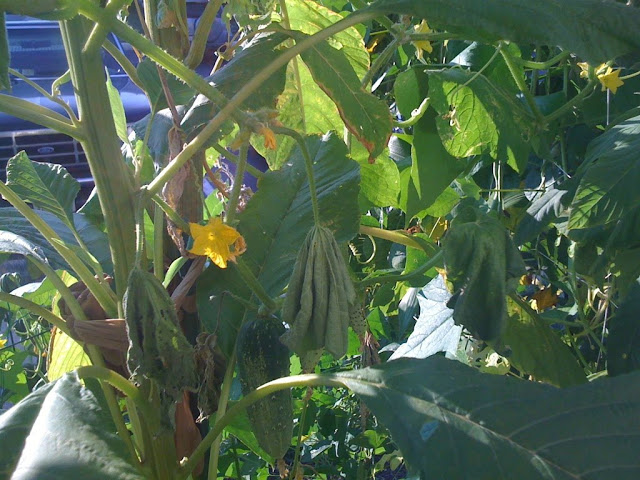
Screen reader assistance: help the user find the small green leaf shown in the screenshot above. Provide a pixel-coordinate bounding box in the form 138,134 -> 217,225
105,73 -> 129,143
337,355 -> 640,479
353,143 -> 400,208
6,152 -> 79,226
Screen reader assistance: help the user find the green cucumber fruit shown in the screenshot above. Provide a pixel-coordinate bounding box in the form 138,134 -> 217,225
236,317 -> 293,460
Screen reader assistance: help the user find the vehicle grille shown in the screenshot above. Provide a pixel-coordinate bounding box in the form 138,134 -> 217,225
0,128 -> 92,182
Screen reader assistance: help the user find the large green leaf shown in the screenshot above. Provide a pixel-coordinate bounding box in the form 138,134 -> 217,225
503,298 -> 586,387
260,0 -> 368,168
568,115 -> 640,231
197,133 -> 360,355
0,373 -> 144,479
181,32 -> 289,132
295,33 -> 392,162
608,278 -> 640,377
336,356 -> 640,479
0,208 -> 112,272
393,69 -> 465,219
443,204 -> 525,341
365,0 -> 640,64
6,152 -> 80,227
428,69 -> 532,173
351,142 -> 400,209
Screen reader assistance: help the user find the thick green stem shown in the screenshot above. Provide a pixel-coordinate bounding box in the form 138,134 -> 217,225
60,17 -> 137,300
500,45 -> 545,125
359,225 -> 424,250
235,259 -> 278,312
544,79 -> 598,124
76,364 -> 142,402
179,374 -> 346,479
0,94 -> 80,139
185,0 -> 224,68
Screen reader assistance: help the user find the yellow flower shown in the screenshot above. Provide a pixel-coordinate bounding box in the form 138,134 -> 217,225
578,62 -> 624,94
598,67 -> 624,94
188,217 -> 246,269
0,336 -> 6,349
413,20 -> 433,60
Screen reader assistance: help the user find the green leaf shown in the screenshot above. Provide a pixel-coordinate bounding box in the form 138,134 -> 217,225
568,115 -> 640,231
0,349 -> 30,403
352,142 -> 400,208
503,297 -> 586,387
0,382 -> 55,477
428,69 -> 532,173
105,73 -> 129,143
136,58 -> 195,110
608,279 -> 640,376
389,276 -> 462,360
47,329 -> 91,381
0,208 -> 112,272
6,152 -> 79,226
0,373 -> 144,479
365,0 -> 640,64
295,33 -> 392,161
260,0 -> 369,168
182,32 -> 289,132
443,204 -> 526,341
197,133 -> 360,355
0,231 -> 48,264
337,355 -> 640,479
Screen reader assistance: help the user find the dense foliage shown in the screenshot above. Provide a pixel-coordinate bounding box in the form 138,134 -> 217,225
1,1 -> 640,479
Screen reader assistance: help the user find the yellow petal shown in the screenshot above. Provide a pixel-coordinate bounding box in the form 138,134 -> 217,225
188,217 -> 246,268
577,62 -> 590,79
413,20 -> 433,58
598,68 -> 624,94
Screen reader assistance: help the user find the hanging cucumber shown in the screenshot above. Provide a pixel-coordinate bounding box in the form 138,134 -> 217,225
236,316 -> 293,460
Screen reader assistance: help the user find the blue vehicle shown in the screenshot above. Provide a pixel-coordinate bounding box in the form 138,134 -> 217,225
0,5 -> 233,202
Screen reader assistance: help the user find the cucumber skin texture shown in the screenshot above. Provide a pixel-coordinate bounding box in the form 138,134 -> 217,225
237,318 -> 293,460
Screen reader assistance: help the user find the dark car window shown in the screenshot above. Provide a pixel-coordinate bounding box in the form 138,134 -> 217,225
7,21 -> 127,81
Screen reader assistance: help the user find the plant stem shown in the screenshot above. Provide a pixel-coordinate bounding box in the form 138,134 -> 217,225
179,374 -> 347,479
272,126 -> 321,226
225,143 -> 249,224
357,251 -> 443,288
76,364 -> 142,403
394,97 -> 430,128
499,45 -> 545,126
514,50 -> 570,70
544,79 -> 598,124
0,94 -> 80,139
185,0 -> 224,68
361,36 -> 398,88
234,259 -> 278,312
359,225 -> 423,250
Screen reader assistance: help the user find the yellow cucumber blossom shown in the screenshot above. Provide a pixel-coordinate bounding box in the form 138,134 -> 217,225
257,124 -> 277,150
188,217 -> 246,269
578,62 -> 624,94
597,67 -> 624,94
413,20 -> 433,60
0,336 -> 6,348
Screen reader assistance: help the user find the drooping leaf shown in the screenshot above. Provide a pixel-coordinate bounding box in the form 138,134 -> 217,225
197,133 -> 360,355
608,278 -> 640,376
428,69 -> 533,173
568,115 -> 640,231
365,0 -> 640,64
0,373 -> 144,479
0,208 -> 112,273
503,297 -> 586,387
336,355 -> 640,479
443,204 -> 526,341
295,33 -> 392,161
6,152 -> 79,226
389,275 -> 462,360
